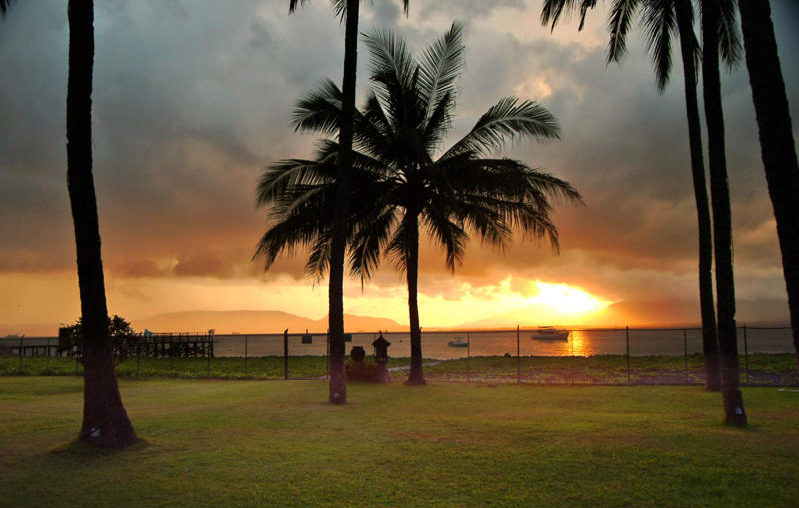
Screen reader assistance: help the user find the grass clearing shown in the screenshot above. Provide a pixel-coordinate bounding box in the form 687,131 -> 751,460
3,353 -> 797,386
1,377 -> 798,507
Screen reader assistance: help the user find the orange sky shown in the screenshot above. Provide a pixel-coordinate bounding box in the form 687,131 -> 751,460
1,1 -> 796,334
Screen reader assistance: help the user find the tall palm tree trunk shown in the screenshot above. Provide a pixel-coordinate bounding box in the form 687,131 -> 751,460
67,0 -> 137,447
676,0 -> 721,391
738,0 -> 799,372
701,0 -> 746,425
328,0 -> 360,404
405,212 -> 425,385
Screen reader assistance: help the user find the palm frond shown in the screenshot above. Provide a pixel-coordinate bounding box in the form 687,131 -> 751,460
422,91 -> 454,153
541,0 -> 579,31
349,206 -> 399,281
364,27 -> 419,133
641,0 -> 676,92
1,0 -> 13,17
417,22 -> 465,128
290,78 -> 342,135
421,203 -> 468,272
441,98 -> 560,159
288,0 -> 308,14
607,0 -> 641,64
256,156 -> 336,208
717,0 -> 742,69
578,0 -> 599,30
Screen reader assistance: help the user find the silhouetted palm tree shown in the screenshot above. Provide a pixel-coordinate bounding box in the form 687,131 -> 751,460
288,0 -> 409,404
255,23 -> 581,385
541,0 -> 721,390
2,0 -> 137,446
737,0 -> 799,372
700,0 -> 746,425
67,0 -> 137,445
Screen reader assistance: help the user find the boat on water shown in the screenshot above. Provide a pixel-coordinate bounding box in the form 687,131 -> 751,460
447,337 -> 468,347
531,326 -> 570,341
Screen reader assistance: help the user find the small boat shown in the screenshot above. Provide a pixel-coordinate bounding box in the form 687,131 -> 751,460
447,337 -> 468,347
531,326 -> 570,341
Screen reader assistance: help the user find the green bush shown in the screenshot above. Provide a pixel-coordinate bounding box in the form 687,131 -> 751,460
346,359 -> 378,381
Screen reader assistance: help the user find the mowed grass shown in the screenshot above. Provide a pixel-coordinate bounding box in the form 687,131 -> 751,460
4,353 -> 797,386
1,378 -> 798,507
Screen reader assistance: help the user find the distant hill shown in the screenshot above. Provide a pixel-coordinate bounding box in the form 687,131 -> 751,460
131,310 -> 406,334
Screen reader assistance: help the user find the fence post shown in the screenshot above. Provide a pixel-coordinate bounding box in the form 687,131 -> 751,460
206,335 -> 211,378
18,335 -> 23,373
683,328 -> 688,383
244,335 -> 248,377
284,329 -> 289,380
516,325 -> 522,384
743,325 -> 750,384
626,326 -> 631,384
466,332 -> 470,383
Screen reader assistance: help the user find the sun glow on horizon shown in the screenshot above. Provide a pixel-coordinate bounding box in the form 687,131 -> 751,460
526,282 -> 608,316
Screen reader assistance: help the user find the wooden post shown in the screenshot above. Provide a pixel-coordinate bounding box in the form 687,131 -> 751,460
683,328 -> 689,383
743,325 -> 750,384
516,325 -> 522,384
206,334 -> 211,378
244,335 -> 248,377
284,329 -> 289,380
18,335 -> 23,373
466,332 -> 471,383
626,326 -> 631,384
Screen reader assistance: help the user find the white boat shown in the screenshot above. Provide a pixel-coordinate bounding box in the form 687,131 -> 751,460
531,327 -> 570,341
447,337 -> 468,347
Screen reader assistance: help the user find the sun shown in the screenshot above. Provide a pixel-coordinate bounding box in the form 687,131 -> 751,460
529,282 -> 607,315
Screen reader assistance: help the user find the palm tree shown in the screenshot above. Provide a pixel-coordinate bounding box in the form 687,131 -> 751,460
700,0 -> 746,425
3,0 -> 137,446
67,0 -> 137,446
288,0 -> 409,404
737,0 -> 799,372
541,0 -> 721,390
255,23 -> 581,385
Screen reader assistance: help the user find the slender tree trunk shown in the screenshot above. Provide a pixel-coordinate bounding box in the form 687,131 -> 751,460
67,0 -> 137,447
676,0 -> 721,391
328,0 -> 360,404
701,0 -> 746,425
738,0 -> 799,372
405,212 -> 425,385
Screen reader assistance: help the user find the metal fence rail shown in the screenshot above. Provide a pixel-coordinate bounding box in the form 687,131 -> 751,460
2,325 -> 796,385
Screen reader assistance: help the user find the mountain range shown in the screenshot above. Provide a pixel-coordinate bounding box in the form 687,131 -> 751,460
0,310 -> 406,337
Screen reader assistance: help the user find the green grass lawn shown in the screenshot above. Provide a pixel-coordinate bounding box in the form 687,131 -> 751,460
3,353 -> 797,386
1,378 -> 798,507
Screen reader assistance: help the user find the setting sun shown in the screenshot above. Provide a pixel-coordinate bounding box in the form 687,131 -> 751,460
527,282 -> 608,315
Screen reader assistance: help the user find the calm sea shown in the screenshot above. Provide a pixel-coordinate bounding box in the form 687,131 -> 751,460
210,327 -> 794,360
4,327 -> 793,360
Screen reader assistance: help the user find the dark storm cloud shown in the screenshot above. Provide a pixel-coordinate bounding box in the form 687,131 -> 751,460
0,0 -> 796,316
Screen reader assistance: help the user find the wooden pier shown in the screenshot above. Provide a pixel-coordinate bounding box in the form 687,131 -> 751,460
136,332 -> 215,358
49,330 -> 216,359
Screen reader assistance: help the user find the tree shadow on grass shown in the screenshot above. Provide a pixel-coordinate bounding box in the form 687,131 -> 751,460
50,438 -> 151,458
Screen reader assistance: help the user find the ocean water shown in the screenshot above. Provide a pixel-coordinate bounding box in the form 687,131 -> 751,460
5,327 -> 793,360
209,327 -> 794,360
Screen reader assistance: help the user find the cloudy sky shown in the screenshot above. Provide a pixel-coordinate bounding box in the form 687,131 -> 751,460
1,0 -> 797,331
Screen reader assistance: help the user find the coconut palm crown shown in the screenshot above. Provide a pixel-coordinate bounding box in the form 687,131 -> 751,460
255,23 -> 581,384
